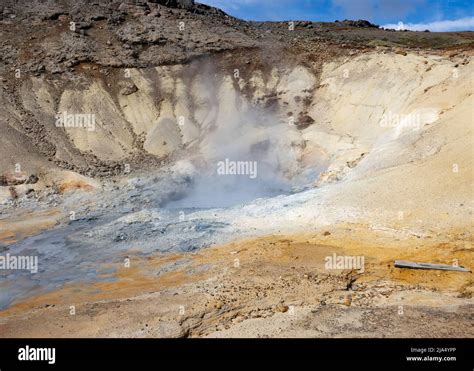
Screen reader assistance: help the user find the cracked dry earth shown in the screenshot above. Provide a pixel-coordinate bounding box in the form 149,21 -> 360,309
1,227 -> 472,338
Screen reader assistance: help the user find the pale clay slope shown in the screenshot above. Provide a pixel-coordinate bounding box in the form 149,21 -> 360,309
306,53 -> 473,233
47,52 -> 473,165
189,52 -> 473,241
1,51 -> 472,238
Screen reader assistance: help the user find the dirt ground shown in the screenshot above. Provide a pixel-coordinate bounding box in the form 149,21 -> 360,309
0,208 -> 62,247
1,224 -> 472,338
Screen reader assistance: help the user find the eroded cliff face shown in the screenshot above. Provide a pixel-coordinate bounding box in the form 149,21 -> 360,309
2,50 -> 472,215
1,0 -> 472,198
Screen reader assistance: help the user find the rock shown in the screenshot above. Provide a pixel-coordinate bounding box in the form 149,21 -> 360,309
343,294 -> 352,306
25,188 -> 35,195
8,186 -> 18,199
208,299 -> 223,310
153,0 -> 195,10
114,232 -> 128,242
275,303 -> 289,313
338,19 -> 379,28
0,172 -> 28,186
314,169 -> 343,187
25,174 -> 39,184
296,114 -> 315,129
120,82 -> 139,96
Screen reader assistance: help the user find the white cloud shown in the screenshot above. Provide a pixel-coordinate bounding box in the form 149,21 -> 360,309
383,17 -> 474,32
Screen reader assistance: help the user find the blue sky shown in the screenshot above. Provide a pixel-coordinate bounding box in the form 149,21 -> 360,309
199,0 -> 474,31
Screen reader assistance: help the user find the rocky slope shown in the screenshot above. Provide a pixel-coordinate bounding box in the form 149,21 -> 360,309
0,0 -> 472,180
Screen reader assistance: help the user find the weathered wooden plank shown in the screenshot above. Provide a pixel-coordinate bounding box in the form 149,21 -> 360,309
394,260 -> 471,272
